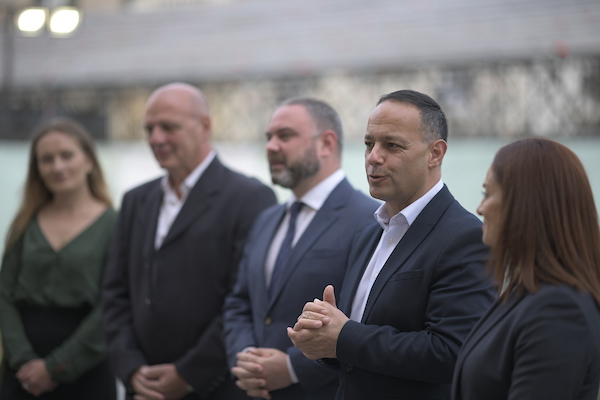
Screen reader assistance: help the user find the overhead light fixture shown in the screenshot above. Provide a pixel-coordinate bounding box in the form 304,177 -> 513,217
49,7 -> 81,35
16,7 -> 47,35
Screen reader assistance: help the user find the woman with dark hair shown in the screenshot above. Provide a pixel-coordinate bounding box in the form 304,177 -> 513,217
0,118 -> 117,399
452,138 -> 600,400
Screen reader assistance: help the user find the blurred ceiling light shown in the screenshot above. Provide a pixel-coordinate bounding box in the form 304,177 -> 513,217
17,8 -> 47,34
49,7 -> 81,35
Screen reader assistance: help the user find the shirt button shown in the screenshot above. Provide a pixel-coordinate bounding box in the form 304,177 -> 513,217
145,298 -> 151,305
388,238 -> 394,244
264,317 -> 272,326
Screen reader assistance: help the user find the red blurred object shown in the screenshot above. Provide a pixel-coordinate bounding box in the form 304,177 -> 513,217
555,40 -> 570,58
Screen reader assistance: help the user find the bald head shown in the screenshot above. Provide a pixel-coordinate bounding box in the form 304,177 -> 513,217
148,83 -> 210,121
145,83 -> 213,187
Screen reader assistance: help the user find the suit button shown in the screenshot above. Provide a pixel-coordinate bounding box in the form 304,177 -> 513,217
145,298 -> 151,305
345,365 -> 354,373
264,317 -> 272,326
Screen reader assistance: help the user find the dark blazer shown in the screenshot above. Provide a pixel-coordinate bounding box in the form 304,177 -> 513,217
332,185 -> 495,400
102,157 -> 277,400
452,284 -> 600,400
223,178 -> 379,400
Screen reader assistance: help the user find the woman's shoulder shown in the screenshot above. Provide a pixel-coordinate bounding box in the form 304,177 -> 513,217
96,206 -> 118,228
520,284 -> 600,332
532,283 -> 594,301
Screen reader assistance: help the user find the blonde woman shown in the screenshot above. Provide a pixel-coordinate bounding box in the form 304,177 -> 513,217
0,118 -> 117,399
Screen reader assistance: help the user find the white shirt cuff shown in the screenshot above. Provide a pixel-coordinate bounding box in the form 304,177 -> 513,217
286,354 -> 299,384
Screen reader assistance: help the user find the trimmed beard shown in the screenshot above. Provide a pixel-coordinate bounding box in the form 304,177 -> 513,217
270,144 -> 320,189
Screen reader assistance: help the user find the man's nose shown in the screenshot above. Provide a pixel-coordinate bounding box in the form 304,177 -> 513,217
148,127 -> 167,144
366,144 -> 384,165
266,136 -> 280,153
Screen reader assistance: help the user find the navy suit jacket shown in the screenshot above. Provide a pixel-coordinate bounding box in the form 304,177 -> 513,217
333,185 -> 495,400
452,284 -> 600,400
102,157 -> 276,399
223,178 -> 378,400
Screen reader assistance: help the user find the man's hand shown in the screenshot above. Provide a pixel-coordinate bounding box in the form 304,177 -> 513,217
131,366 -> 165,400
232,347 -> 293,399
16,359 -> 57,396
131,364 -> 191,400
287,285 -> 349,359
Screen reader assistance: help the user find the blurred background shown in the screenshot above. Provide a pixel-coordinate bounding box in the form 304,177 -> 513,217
1,0 -> 600,246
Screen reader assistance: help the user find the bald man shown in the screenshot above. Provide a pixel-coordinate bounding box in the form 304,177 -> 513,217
102,83 -> 276,400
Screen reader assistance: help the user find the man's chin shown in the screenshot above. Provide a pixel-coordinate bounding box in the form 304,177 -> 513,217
155,155 -> 174,167
270,173 -> 294,189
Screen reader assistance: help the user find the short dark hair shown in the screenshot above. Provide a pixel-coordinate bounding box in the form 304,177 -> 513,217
490,138 -> 600,306
378,90 -> 448,142
281,97 -> 344,152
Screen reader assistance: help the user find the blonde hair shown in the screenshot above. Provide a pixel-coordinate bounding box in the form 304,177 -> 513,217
4,117 -> 112,252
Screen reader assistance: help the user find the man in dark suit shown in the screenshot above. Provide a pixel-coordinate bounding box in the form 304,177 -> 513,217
288,90 -> 495,400
223,98 -> 378,400
102,83 -> 276,400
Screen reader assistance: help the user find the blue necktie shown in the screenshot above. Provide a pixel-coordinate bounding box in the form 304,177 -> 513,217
269,201 -> 303,299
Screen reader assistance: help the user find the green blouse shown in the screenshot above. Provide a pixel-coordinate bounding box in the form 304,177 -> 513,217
0,208 -> 117,383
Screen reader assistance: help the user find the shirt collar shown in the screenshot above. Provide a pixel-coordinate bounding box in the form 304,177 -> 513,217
160,150 -> 216,200
375,179 -> 444,229
288,169 -> 345,212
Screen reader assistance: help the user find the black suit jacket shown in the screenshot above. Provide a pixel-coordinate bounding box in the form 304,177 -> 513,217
223,178 -> 378,400
333,185 -> 495,400
452,284 -> 600,400
102,156 -> 276,399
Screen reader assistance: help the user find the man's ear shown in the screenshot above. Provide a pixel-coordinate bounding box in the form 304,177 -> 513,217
318,129 -> 338,157
429,139 -> 447,168
201,115 -> 211,132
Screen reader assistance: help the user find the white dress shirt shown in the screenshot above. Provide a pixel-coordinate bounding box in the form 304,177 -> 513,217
350,179 -> 444,322
154,151 -> 216,249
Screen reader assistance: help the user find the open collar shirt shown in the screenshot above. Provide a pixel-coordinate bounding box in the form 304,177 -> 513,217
154,150 -> 216,249
350,179 -> 444,322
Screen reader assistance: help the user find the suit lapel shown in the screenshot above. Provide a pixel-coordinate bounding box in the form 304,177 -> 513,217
267,179 -> 351,307
360,186 -> 454,323
456,291 -> 523,367
339,226 -> 381,315
139,180 -> 162,260
160,157 -> 222,249
253,205 -> 287,307
452,291 -> 524,398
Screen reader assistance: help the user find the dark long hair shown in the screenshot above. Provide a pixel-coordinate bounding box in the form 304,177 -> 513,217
489,138 -> 600,305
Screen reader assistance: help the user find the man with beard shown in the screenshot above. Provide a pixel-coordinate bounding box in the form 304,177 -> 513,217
223,97 -> 378,400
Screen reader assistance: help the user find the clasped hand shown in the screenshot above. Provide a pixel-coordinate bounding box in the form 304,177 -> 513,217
231,347 -> 293,400
16,359 -> 57,396
131,363 -> 191,400
287,285 -> 349,360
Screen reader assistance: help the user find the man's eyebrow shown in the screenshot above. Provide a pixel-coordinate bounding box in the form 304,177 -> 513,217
364,133 -> 410,145
386,133 -> 411,143
267,128 -> 298,135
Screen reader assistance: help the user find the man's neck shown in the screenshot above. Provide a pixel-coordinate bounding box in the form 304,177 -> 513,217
291,163 -> 340,199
